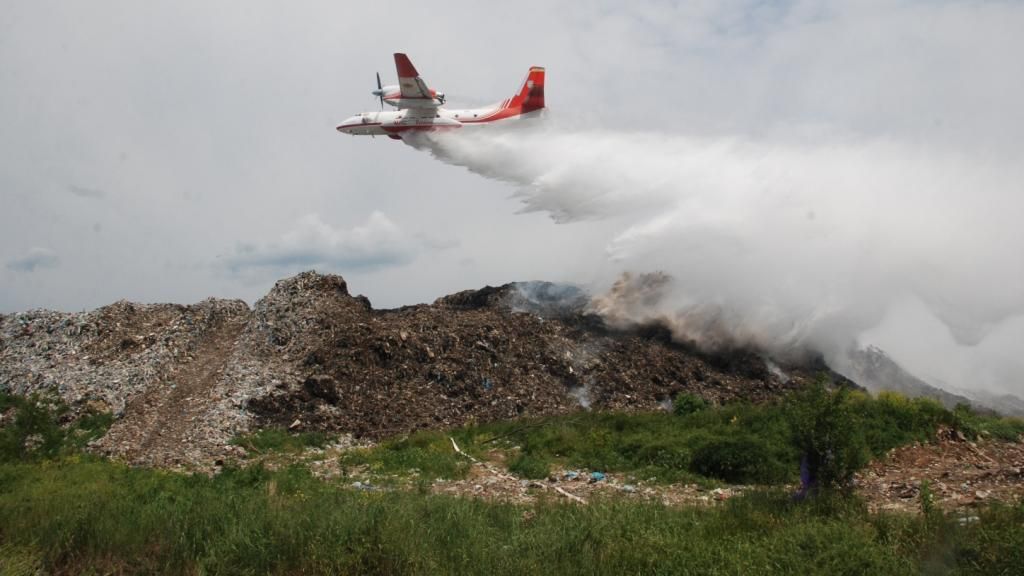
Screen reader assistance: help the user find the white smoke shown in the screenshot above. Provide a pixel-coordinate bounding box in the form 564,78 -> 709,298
404,122 -> 1024,396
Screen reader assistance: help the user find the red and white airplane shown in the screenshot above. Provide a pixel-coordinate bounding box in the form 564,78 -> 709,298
336,53 -> 545,139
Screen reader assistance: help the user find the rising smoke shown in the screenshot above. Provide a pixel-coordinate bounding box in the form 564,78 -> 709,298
405,122 -> 1024,396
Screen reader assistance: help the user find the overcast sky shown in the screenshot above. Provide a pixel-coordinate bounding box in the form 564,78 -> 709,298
3,1 -> 1023,393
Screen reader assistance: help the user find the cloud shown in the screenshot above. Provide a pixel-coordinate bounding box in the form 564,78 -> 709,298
68,185 -> 106,199
6,247 -> 59,272
222,212 -> 420,278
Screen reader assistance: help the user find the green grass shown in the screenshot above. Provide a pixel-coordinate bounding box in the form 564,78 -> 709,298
323,385 -> 1022,488
507,451 -> 551,479
454,386 -> 991,486
0,457 -> 1021,575
338,429 -> 472,480
230,427 -> 331,454
952,403 -> 1024,442
463,409 -> 793,484
2,387 -> 1024,574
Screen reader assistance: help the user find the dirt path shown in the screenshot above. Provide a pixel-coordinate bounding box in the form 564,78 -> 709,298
96,316 -> 247,468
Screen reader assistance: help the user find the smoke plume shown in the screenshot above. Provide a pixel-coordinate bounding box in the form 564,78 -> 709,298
405,122 -> 1024,396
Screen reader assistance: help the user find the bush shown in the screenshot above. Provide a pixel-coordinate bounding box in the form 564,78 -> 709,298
852,392 -> 953,454
673,392 -> 708,416
0,392 -> 112,462
786,379 -> 871,493
689,433 -> 791,484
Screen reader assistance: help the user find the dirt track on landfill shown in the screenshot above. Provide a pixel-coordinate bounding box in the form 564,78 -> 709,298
98,315 -> 247,467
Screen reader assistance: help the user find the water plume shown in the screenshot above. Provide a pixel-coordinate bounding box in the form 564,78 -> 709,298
404,122 -> 1024,396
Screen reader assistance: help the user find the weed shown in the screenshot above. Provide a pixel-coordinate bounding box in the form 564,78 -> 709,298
230,428 -> 330,454
507,452 -> 550,479
338,430 -> 470,480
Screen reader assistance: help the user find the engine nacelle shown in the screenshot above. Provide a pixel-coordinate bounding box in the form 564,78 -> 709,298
378,85 -> 446,108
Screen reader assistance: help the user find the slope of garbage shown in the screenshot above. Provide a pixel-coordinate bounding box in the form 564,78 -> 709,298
1,271 -> 828,468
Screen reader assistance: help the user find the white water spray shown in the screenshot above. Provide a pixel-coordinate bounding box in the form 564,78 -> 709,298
405,122 -> 1024,396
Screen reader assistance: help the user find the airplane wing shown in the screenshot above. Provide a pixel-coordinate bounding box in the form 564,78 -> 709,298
394,53 -> 437,107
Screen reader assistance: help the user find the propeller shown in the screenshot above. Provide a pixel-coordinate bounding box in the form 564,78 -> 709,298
371,72 -> 384,110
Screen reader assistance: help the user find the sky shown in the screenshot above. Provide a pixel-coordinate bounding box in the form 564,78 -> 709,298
2,1 -> 1022,395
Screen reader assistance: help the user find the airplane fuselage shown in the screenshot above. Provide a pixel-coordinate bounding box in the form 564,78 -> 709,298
336,106 -> 543,138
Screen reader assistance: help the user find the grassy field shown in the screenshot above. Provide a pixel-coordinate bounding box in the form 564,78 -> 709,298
2,387 -> 1023,574
1,457 -> 1022,575
336,388 -> 1023,487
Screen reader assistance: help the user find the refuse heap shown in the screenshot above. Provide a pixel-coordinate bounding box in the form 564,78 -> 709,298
857,428 -> 1024,512
1,271 -> 825,469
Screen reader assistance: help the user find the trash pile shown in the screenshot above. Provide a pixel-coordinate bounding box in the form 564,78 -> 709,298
0,298 -> 249,416
245,273 -> 817,438
2,271 -> 826,468
428,464 -> 740,507
857,428 -> 1024,512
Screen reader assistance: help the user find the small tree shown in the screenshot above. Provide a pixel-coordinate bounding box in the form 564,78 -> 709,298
787,377 -> 870,497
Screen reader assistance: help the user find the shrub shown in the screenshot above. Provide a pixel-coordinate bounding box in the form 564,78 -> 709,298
786,379 -> 871,493
633,440 -> 690,470
689,433 -> 791,484
0,393 -> 66,461
673,392 -> 709,416
0,392 -> 112,462
849,392 -> 954,455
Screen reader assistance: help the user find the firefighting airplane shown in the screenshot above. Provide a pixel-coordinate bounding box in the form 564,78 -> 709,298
336,53 -> 545,139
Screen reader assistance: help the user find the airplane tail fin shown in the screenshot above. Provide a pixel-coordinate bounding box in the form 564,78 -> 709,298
506,67 -> 545,112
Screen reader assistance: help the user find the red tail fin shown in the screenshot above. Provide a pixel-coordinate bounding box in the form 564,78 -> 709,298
506,67 -> 545,112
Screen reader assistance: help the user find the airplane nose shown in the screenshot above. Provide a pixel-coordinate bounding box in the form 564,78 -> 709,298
336,116 -> 360,133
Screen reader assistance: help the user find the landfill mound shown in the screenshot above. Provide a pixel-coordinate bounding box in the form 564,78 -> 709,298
243,274 -> 828,438
2,271 -> 828,468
